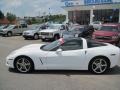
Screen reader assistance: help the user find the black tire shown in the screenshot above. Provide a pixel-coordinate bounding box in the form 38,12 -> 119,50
24,37 -> 28,40
34,34 -> 39,40
41,39 -> 45,42
19,33 -> 23,36
88,57 -> 110,74
2,34 -> 6,37
14,56 -> 34,73
54,35 -> 60,41
7,32 -> 12,37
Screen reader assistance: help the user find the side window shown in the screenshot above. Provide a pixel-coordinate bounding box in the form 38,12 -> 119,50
21,24 -> 27,28
19,26 -> 22,28
87,40 -> 106,48
61,40 -> 83,51
60,25 -> 65,30
13,26 -> 18,29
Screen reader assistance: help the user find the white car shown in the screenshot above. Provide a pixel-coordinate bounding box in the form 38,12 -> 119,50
0,25 -> 27,37
90,21 -> 103,30
6,38 -> 120,74
39,24 -> 66,41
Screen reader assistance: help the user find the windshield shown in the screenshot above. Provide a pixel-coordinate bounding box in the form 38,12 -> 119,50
6,25 -> 15,30
69,27 -> 84,32
29,26 -> 40,30
48,25 -> 61,29
41,38 -> 65,51
100,26 -> 118,32
0,25 -> 9,29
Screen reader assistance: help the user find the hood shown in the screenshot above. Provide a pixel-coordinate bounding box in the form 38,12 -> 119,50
13,44 -> 44,54
1,29 -> 8,31
23,30 -> 37,33
19,44 -> 44,51
40,29 -> 59,33
8,44 -> 45,58
93,30 -> 118,36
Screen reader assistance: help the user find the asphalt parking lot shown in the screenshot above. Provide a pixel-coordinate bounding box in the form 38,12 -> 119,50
0,36 -> 120,90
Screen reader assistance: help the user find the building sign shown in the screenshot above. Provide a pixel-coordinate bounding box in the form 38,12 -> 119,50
61,0 -> 82,7
61,0 -> 120,7
84,0 -> 113,5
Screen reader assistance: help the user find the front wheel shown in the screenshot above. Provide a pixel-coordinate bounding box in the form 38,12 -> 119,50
34,34 -> 39,40
89,57 -> 110,74
7,32 -> 12,37
14,56 -> 34,73
54,35 -> 60,41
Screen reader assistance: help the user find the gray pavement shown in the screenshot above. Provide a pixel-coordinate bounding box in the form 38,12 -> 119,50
0,36 -> 120,90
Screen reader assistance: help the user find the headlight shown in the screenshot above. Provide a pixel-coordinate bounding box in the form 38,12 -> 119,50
112,36 -> 118,40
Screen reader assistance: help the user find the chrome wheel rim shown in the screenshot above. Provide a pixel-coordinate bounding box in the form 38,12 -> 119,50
92,58 -> 107,74
34,35 -> 38,39
16,58 -> 31,72
8,33 -> 11,36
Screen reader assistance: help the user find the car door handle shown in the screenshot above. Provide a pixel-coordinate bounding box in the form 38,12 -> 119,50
85,51 -> 87,54
110,54 -> 116,56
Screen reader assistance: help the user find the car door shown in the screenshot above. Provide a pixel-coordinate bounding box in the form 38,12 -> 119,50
12,26 -> 18,34
45,40 -> 86,70
18,25 -> 23,34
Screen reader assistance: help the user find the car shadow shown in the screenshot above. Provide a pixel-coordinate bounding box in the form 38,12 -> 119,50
9,65 -> 120,76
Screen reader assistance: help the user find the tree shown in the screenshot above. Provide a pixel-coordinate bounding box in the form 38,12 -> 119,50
6,12 -> 16,23
0,10 -> 4,19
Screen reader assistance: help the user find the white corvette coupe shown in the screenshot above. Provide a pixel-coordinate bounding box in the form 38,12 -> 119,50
6,38 -> 120,74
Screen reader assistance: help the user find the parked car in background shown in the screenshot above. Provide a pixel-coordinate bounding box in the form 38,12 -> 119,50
6,37 -> 120,74
92,23 -> 120,46
62,25 -> 94,38
0,25 -> 27,37
23,25 -> 46,40
39,24 -> 67,41
90,21 -> 103,30
0,25 -> 9,30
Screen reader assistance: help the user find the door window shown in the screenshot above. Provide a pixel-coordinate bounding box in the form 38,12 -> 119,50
13,26 -> 18,29
61,40 -> 83,51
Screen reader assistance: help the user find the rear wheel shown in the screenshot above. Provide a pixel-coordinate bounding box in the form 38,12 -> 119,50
14,56 -> 34,73
89,57 -> 110,74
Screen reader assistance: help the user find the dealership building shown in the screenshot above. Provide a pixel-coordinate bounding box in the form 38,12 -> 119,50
61,0 -> 120,25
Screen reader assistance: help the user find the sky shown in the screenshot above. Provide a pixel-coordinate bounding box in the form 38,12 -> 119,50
0,0 -> 67,17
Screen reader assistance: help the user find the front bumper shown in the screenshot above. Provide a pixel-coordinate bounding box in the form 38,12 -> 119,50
39,35 -> 53,39
6,58 -> 14,68
23,35 -> 34,38
0,32 -> 6,35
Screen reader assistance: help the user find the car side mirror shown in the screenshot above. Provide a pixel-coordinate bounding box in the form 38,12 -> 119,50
56,48 -> 62,54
